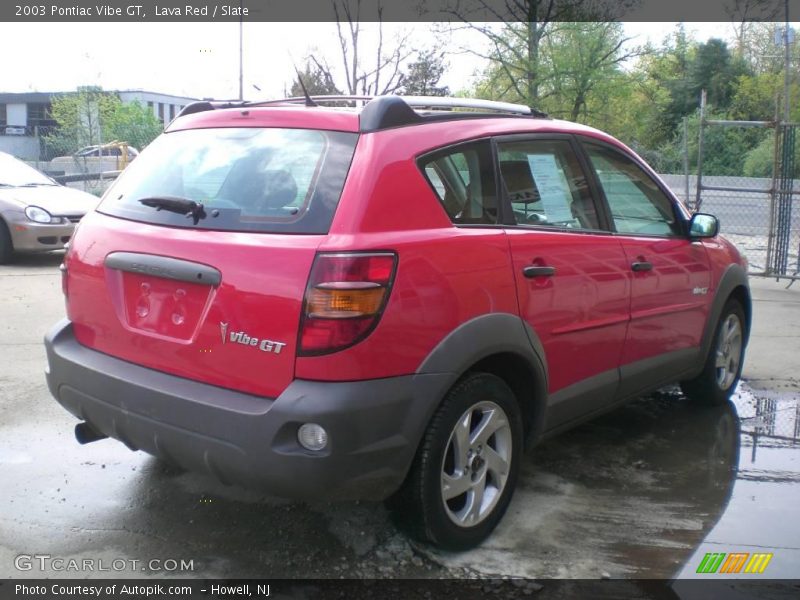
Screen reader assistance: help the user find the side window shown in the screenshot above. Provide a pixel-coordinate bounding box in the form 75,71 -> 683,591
420,140 -> 498,224
584,144 -> 680,236
497,139 -> 600,230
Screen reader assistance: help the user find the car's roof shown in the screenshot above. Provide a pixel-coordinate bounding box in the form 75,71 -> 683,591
168,106 -> 362,134
166,104 -> 623,148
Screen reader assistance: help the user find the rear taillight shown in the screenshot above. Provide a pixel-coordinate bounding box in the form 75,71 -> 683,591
299,252 -> 397,355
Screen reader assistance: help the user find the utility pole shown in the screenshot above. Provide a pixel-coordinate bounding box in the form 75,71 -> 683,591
783,0 -> 790,122
238,0 -> 244,101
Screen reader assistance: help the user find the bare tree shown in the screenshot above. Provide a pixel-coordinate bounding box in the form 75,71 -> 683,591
326,0 -> 413,96
725,0 -> 782,62
291,59 -> 342,97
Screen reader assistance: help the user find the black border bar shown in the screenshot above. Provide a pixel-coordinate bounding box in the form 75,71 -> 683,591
2,579 -> 800,600
2,0 -> 794,23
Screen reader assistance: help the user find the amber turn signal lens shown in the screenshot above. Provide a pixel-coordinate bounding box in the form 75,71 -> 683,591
307,286 -> 385,318
299,252 -> 398,355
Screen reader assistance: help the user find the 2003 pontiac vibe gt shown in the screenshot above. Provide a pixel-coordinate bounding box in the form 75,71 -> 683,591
45,95 -> 749,549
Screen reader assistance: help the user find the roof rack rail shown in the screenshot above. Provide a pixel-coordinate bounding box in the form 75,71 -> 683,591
358,96 -> 547,132
250,95 -> 535,116
253,95 -> 374,106
175,95 -> 548,132
405,96 -> 533,115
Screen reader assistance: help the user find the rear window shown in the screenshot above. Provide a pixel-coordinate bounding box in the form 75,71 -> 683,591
98,127 -> 358,233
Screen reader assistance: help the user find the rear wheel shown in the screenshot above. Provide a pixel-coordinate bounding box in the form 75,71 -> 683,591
0,219 -> 13,264
681,299 -> 745,406
392,372 -> 523,550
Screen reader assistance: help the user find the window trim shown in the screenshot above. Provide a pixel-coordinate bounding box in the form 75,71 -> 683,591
576,136 -> 690,239
492,132 -> 614,235
416,137 -> 504,228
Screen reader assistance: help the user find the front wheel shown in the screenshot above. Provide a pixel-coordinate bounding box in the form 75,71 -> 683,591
681,299 -> 746,405
392,372 -> 523,550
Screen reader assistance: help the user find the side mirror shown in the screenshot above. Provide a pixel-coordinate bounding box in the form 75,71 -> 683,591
689,213 -> 719,238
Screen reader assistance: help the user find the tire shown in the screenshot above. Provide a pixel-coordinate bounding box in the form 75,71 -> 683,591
681,299 -> 746,406
0,219 -> 13,265
392,372 -> 523,550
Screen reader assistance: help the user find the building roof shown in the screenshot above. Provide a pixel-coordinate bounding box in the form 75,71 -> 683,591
0,90 -> 199,104
0,92 -> 62,104
116,90 -> 199,102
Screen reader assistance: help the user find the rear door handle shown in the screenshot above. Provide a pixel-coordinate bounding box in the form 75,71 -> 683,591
631,261 -> 653,272
522,265 -> 556,278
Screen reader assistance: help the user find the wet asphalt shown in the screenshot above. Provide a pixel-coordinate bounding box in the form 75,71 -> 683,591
1,252 -> 798,581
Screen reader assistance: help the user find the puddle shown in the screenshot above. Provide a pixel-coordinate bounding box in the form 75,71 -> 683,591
424,382 -> 800,579
674,384 -> 800,580
2,381 -> 797,579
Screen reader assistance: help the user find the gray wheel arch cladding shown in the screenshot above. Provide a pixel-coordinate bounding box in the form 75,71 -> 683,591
701,264 -> 751,363
415,313 -> 549,444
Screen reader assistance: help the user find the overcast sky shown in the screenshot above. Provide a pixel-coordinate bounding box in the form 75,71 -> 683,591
0,21 -> 773,101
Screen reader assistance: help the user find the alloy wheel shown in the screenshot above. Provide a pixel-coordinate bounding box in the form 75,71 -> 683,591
440,400 -> 513,527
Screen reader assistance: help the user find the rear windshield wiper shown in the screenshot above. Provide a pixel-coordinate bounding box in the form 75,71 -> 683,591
137,196 -> 207,225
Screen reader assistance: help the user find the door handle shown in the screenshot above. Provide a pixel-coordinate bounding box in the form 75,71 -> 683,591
522,265 -> 556,278
631,261 -> 653,272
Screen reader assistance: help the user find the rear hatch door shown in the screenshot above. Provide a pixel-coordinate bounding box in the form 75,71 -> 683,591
65,125 -> 358,398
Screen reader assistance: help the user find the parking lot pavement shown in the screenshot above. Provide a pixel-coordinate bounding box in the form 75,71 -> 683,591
742,277 -> 800,392
0,254 -> 798,581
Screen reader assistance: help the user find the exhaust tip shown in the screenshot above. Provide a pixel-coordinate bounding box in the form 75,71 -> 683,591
75,422 -> 108,445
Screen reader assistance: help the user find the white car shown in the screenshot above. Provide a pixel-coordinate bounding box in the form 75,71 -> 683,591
0,152 -> 100,263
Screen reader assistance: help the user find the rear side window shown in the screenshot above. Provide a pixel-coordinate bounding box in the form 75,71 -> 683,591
420,140 -> 498,225
99,127 -> 358,234
497,139 -> 600,230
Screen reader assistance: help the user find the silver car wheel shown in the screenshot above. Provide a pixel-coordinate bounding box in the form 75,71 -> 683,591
715,313 -> 743,391
440,400 -> 512,528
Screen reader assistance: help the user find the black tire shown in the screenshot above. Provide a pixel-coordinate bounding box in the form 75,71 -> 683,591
391,372 -> 523,550
681,299 -> 746,406
0,219 -> 13,265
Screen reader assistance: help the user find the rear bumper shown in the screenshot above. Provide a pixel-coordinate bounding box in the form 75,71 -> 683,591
45,319 -> 450,500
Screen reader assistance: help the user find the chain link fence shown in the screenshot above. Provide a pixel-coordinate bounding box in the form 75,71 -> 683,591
686,92 -> 799,279
7,125 -> 148,196
738,391 -> 800,466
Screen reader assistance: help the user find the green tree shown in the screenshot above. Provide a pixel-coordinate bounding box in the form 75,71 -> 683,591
744,132 -> 800,178
44,88 -> 162,157
290,60 -> 342,97
473,21 -> 639,130
397,50 -> 450,96
730,72 -> 800,121
44,87 -> 118,157
104,100 -> 163,151
644,24 -> 698,138
539,22 -> 638,122
450,1 -> 632,107
690,38 -> 749,110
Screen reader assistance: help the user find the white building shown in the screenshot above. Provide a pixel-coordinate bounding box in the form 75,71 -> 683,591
116,90 -> 199,126
0,90 -> 199,160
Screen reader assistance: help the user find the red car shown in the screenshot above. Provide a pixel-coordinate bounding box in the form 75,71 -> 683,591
45,95 -> 749,550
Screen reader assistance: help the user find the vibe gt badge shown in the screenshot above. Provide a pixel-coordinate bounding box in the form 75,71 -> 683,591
219,322 -> 287,354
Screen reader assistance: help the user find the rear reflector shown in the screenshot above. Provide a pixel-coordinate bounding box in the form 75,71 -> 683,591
299,252 -> 397,355
59,263 -> 68,298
